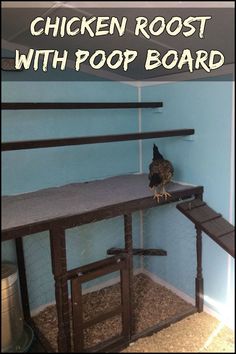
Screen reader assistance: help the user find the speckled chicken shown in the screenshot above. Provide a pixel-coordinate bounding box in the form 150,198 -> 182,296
149,144 -> 174,202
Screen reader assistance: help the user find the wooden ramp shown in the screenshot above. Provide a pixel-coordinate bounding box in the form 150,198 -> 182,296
177,199 -> 235,258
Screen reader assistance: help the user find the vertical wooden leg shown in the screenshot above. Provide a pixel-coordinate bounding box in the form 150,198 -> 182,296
124,214 -> 134,336
71,279 -> 84,352
50,227 -> 71,352
15,237 -> 31,322
195,226 -> 204,312
120,259 -> 131,341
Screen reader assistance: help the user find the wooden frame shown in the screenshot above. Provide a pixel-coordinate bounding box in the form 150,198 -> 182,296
70,254 -> 130,352
1,102 -> 163,110
7,185 -> 203,352
2,182 -> 203,241
177,199 -> 235,258
1,129 -> 194,151
2,101 -> 204,353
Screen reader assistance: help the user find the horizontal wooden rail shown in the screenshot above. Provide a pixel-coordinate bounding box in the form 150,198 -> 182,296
107,248 -> 167,256
66,255 -> 126,281
83,306 -> 122,329
2,184 -> 204,241
74,262 -> 124,283
131,307 -> 197,342
1,129 -> 194,151
1,102 -> 163,110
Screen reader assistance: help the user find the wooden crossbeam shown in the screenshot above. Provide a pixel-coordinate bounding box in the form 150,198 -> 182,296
107,248 -> 167,256
83,306 -> 122,330
1,129 -> 194,151
1,102 -> 163,110
66,255 -> 126,281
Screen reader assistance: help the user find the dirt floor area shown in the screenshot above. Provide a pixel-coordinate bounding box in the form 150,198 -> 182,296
33,273 -> 234,352
123,312 -> 235,353
33,273 -> 193,351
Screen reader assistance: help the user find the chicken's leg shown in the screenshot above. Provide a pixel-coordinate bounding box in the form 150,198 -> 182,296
150,187 -> 163,203
160,185 -> 172,200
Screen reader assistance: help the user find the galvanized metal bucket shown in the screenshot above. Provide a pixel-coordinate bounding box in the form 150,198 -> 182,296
1,262 -> 33,353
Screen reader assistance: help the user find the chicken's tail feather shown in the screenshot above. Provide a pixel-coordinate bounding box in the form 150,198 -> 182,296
153,144 -> 163,160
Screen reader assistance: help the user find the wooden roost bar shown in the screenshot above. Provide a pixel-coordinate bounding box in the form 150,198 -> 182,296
2,101 -> 204,353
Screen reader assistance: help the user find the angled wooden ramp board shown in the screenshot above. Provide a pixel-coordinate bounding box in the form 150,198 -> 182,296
177,199 -> 235,258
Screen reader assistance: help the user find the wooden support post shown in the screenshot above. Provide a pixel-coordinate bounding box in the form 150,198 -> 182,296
71,279 -> 84,352
124,214 -> 134,336
15,237 -> 31,322
50,227 -> 71,352
120,259 -> 131,342
195,226 -> 204,312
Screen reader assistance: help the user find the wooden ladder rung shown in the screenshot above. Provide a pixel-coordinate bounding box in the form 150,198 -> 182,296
67,255 -> 126,281
201,214 -> 222,224
218,230 -> 235,238
70,255 -> 131,352
83,306 -> 122,329
177,199 -> 235,258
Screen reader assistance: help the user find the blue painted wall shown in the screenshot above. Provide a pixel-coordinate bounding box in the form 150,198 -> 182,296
141,78 -> 234,327
2,79 -> 142,310
2,81 -> 139,194
2,74 -> 234,327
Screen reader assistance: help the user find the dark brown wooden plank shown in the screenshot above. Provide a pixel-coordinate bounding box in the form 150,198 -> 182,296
83,306 -> 122,329
202,218 -> 235,238
2,184 -> 204,241
70,255 -> 129,352
71,278 -> 84,352
131,307 -> 197,342
1,129 -> 194,151
120,263 -> 131,342
78,262 -> 124,283
50,227 -> 71,353
174,202 -> 221,228
32,306 -> 196,354
3,175 -> 185,232
124,214 -> 134,336
177,199 -> 206,212
107,247 -> 167,256
188,206 -> 221,224
15,238 -> 31,322
67,255 -> 126,280
2,102 -> 163,110
217,232 -> 235,257
195,227 -> 204,312
177,199 -> 235,258
102,307 -> 197,353
205,232 -> 235,258
219,232 -> 235,255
